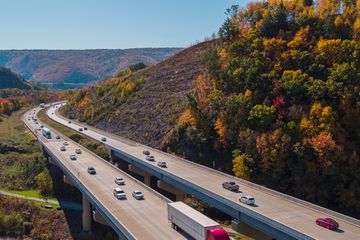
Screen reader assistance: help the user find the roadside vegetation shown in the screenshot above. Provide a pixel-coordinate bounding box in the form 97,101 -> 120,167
0,195 -> 74,240
164,0 -> 360,218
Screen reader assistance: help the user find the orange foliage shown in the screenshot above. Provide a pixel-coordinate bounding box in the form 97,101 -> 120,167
79,96 -> 92,108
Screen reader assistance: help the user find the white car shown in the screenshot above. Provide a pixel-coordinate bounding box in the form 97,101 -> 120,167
69,154 -> 77,160
239,195 -> 255,205
75,148 -> 81,154
157,161 -> 167,168
146,155 -> 155,161
113,188 -> 126,199
115,177 -> 125,185
132,190 -> 144,200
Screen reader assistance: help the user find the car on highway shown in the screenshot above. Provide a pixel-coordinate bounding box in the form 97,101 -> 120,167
132,190 -> 144,200
157,161 -> 167,168
75,148 -> 81,154
222,181 -> 239,191
239,195 -> 255,205
113,188 -> 126,199
68,121 -> 71,124
87,167 -> 96,175
69,154 -> 77,160
115,177 -> 125,185
56,135 -> 61,140
101,137 -> 106,141
315,218 -> 339,230
39,125 -> 44,128
143,150 -> 150,155
83,127 -> 87,130
146,155 -> 155,161
78,128 -> 83,131
63,141 -> 69,146
60,146 -> 66,151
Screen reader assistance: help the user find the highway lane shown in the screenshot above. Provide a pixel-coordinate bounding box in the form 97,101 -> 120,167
47,103 -> 360,240
23,107 -> 187,240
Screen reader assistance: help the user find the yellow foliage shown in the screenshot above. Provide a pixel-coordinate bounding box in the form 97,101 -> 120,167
214,117 -> 226,139
177,109 -> 196,128
233,155 -> 249,180
300,117 -> 314,135
317,39 -> 342,57
288,26 -> 310,49
218,48 -> 228,65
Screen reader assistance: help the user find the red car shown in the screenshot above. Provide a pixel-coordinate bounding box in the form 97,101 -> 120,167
315,218 -> 339,230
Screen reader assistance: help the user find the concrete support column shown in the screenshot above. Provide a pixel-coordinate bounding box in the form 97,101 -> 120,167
232,220 -> 273,240
63,175 -> 74,186
48,157 -> 56,165
82,195 -> 92,232
157,180 -> 185,201
128,165 -> 151,186
93,210 -> 109,226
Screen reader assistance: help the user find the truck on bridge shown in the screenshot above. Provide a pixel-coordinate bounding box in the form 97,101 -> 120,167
42,127 -> 51,139
168,202 -> 230,240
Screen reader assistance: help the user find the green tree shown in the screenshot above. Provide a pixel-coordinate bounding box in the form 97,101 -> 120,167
35,170 -> 53,196
248,104 -> 276,130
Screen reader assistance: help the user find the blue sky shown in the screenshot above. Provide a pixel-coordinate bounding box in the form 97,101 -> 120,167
0,0 -> 251,50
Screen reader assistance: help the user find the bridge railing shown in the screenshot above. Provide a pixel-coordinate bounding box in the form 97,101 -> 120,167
23,109 -> 136,240
52,104 -> 360,227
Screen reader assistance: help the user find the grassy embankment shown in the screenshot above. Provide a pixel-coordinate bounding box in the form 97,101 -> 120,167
0,109 -> 56,199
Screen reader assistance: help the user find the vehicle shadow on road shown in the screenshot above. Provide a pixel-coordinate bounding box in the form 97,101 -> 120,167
334,228 -> 345,233
249,203 -> 259,207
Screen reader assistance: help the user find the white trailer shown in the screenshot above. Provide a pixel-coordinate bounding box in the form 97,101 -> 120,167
168,202 -> 230,240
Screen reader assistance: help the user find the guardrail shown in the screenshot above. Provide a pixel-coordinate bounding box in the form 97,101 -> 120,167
44,107 -> 172,204
53,103 -> 360,227
22,108 -> 136,240
111,145 -> 314,240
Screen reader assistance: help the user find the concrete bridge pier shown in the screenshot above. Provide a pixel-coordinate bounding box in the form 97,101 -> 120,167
232,220 -> 274,240
83,195 -> 92,232
128,164 -> 151,186
157,180 -> 185,201
63,175 -> 75,186
93,209 -> 109,226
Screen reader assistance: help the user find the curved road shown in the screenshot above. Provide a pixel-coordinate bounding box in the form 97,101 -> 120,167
47,103 -> 360,240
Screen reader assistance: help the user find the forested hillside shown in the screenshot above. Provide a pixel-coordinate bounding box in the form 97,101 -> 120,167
62,41 -> 211,146
61,0 -> 360,218
0,67 -> 31,90
164,0 -> 360,218
0,48 -> 181,89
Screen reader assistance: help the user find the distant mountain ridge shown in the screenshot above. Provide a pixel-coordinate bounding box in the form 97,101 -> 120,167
0,67 -> 31,90
0,48 -> 182,89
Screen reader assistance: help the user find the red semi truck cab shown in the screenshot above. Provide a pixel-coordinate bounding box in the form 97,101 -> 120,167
208,228 -> 231,240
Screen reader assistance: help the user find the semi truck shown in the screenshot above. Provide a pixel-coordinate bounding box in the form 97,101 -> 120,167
42,128 -> 51,139
168,202 -> 230,240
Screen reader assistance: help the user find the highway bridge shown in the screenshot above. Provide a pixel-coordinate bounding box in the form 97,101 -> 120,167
44,102 -> 360,240
23,106 -> 188,240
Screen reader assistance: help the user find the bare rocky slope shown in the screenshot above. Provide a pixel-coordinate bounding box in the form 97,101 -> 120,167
64,41 -> 213,147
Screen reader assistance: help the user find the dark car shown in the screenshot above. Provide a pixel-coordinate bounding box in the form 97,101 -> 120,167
143,150 -> 150,155
87,167 -> 96,175
84,127 -> 87,130
68,121 -> 71,124
222,181 -> 239,191
315,218 -> 339,230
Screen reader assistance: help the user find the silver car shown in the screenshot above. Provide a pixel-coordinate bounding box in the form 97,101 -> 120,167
132,190 -> 144,200
69,154 -> 77,160
239,195 -> 255,205
115,177 -> 125,185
